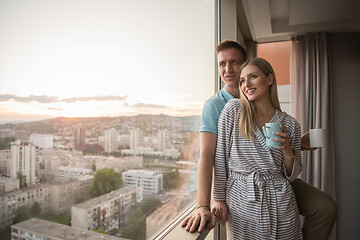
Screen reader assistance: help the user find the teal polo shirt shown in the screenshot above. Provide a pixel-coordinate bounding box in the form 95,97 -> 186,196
200,87 -> 235,134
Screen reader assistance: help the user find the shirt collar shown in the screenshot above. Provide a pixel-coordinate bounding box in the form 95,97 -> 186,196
221,87 -> 235,102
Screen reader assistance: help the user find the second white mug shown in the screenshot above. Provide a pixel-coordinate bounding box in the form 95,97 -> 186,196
309,128 -> 327,148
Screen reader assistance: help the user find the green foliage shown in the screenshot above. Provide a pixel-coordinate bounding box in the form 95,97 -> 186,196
121,197 -> 161,240
0,137 -> 14,150
30,202 -> 41,217
16,171 -> 27,189
88,168 -> 123,198
0,227 -> 11,240
163,168 -> 180,190
40,211 -> 71,226
140,197 -> 161,216
93,227 -> 106,234
13,206 -> 30,224
91,164 -> 96,171
121,207 -> 146,240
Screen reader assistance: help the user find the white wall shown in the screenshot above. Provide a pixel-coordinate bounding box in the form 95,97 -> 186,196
330,32 -> 360,239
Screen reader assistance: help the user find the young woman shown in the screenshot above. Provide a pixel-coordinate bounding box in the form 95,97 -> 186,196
212,58 -> 303,239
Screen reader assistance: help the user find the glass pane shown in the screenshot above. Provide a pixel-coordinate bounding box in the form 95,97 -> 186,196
0,0 -> 215,239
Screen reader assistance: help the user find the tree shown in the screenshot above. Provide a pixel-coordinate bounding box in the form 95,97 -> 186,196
121,207 -> 146,240
88,168 -> 123,198
0,136 -> 14,150
13,206 -> 30,224
163,168 -> 180,190
121,197 -> 161,239
30,201 -> 41,217
140,197 -> 161,216
17,171 -> 27,189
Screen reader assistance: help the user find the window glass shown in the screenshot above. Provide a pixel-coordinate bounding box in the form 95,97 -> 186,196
0,0 -> 215,239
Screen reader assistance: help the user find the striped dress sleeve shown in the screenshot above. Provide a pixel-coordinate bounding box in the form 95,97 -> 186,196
212,100 -> 238,201
282,115 -> 302,182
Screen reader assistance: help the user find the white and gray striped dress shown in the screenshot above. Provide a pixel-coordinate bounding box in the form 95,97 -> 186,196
212,99 -> 303,240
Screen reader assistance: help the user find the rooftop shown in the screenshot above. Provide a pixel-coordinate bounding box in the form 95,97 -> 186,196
12,218 -> 127,240
124,169 -> 161,177
72,186 -> 138,209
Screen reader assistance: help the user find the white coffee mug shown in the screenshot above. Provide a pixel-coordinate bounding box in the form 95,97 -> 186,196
309,129 -> 327,148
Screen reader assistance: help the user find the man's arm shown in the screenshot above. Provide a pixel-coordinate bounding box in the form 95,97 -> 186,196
181,132 -> 217,232
301,131 -> 318,151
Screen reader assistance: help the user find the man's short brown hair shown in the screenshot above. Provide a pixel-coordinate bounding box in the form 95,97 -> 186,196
216,40 -> 247,61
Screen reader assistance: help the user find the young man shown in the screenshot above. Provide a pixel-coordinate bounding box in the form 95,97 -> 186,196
182,40 -> 337,240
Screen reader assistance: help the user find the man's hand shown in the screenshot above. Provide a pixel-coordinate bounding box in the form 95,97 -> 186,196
301,131 -> 318,151
211,200 -> 228,226
181,206 -> 217,233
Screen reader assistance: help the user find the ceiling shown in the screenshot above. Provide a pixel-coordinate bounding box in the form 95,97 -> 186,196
238,0 -> 360,43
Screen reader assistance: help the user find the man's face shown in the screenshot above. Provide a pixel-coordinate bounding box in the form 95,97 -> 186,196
217,48 -> 245,89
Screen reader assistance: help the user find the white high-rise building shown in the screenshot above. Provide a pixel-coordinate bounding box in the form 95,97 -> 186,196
158,130 -> 169,151
30,134 -> 54,149
104,128 -> 118,153
130,128 -> 143,149
122,169 -> 163,195
118,134 -> 130,149
10,141 -> 39,186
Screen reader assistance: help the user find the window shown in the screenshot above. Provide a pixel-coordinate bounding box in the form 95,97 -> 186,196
0,0 -> 215,239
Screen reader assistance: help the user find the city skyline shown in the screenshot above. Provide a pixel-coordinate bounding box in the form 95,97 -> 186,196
0,0 -> 215,123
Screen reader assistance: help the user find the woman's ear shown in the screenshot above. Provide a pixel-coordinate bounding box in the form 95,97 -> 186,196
267,74 -> 274,86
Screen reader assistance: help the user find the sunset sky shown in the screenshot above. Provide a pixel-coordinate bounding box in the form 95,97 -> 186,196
0,0 -> 215,123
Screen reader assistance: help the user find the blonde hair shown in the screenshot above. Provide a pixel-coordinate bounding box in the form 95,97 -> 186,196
239,58 -> 281,141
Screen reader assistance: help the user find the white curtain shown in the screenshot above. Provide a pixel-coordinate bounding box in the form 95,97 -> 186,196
290,33 -> 336,198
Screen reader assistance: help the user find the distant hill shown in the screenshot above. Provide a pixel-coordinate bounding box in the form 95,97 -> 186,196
0,114 -> 201,137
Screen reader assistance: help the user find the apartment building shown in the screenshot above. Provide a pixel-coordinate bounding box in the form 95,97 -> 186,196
95,156 -> 143,173
10,141 -> 39,186
74,124 -> 86,151
71,186 -> 142,234
122,169 -> 163,195
130,128 -> 143,149
104,128 -> 119,153
11,218 -> 127,240
0,175 -> 93,229
29,134 -> 54,149
40,149 -> 83,170
0,177 -> 19,193
55,166 -> 93,182
0,185 -> 51,229
49,175 -> 94,214
121,147 -> 180,159
0,149 -> 11,176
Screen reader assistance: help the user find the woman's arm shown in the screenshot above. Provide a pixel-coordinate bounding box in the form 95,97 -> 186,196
275,121 -> 302,180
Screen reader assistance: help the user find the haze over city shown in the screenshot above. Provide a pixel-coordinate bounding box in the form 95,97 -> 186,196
0,0 -> 215,123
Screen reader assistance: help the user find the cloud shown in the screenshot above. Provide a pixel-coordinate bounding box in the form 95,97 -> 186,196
0,94 -> 127,103
0,94 -> 59,103
62,95 -> 127,103
129,103 -> 167,109
46,107 -> 64,111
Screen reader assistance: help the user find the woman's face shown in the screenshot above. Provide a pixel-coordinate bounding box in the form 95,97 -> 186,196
239,64 -> 273,102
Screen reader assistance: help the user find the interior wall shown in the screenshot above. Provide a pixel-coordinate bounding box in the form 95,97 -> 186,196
330,32 -> 360,239
220,0 -> 237,41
